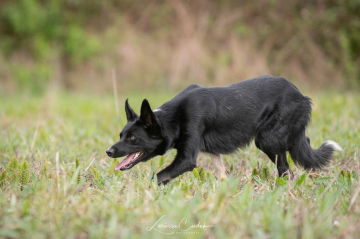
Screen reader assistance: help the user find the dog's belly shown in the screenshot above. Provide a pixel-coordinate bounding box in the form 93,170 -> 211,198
200,125 -> 255,155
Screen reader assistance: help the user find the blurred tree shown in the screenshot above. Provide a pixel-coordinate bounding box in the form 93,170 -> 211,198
0,0 -> 103,91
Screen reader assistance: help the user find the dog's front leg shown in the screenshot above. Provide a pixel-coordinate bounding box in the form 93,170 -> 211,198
156,150 -> 198,185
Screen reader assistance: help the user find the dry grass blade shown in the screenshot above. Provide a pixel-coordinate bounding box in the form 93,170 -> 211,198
320,180 -> 335,199
112,69 -> 119,118
84,157 -> 97,173
348,149 -> 360,211
30,118 -> 40,153
56,151 -> 60,194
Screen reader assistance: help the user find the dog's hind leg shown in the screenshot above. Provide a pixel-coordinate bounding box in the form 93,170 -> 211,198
255,136 -> 291,177
210,154 -> 227,182
198,152 -> 227,182
266,151 -> 290,177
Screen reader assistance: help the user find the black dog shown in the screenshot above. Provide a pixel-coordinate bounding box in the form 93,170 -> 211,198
106,75 -> 342,184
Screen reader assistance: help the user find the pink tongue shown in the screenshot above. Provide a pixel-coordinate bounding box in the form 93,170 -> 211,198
115,152 -> 137,171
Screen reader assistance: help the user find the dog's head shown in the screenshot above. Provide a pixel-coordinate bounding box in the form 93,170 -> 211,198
106,99 -> 164,171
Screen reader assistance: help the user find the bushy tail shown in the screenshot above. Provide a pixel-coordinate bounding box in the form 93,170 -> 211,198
289,133 -> 343,170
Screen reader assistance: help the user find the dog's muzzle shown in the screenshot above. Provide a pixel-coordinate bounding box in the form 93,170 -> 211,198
106,147 -> 115,157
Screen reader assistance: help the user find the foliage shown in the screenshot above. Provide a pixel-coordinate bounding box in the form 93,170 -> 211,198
42,159 -> 48,179
0,0 -> 102,92
0,0 -> 359,93
75,157 -> 81,184
0,171 -> 6,189
260,166 -> 271,181
7,156 -> 19,183
0,0 -> 101,60
20,161 -> 30,190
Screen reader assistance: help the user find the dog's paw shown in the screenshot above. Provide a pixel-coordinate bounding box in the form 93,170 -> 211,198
158,180 -> 170,186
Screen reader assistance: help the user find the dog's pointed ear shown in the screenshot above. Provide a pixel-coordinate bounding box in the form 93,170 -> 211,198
125,99 -> 138,122
140,99 -> 157,127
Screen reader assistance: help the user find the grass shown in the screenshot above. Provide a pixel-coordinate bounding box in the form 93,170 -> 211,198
0,90 -> 359,239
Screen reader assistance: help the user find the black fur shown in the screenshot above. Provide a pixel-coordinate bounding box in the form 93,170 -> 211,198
106,75 -> 336,184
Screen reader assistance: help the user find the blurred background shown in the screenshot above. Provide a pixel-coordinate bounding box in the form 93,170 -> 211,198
0,0 -> 359,94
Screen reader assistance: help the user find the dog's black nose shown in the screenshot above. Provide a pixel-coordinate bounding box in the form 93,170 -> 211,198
106,148 -> 115,157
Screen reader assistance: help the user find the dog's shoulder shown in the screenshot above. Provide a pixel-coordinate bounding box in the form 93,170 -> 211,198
183,83 -> 203,92
168,83 -> 205,103
157,84 -> 205,112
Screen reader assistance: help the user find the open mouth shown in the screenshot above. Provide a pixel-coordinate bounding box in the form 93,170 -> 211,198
115,151 -> 144,171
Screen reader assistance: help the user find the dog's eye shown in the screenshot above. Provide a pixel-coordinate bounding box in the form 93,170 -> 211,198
130,136 -> 135,140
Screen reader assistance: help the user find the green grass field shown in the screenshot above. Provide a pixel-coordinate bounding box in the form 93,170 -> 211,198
0,91 -> 359,238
